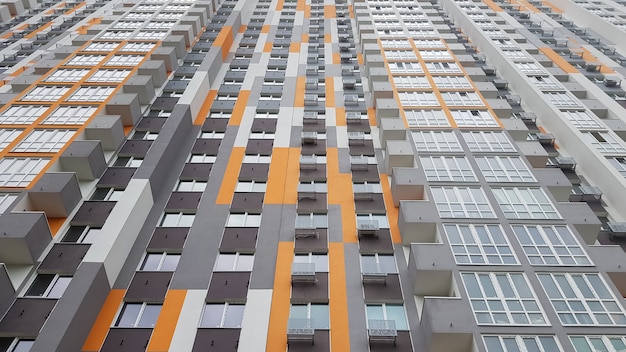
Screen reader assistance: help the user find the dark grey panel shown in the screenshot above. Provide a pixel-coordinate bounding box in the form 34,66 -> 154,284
220,228 -> 258,252
354,194 -> 386,213
136,117 -> 167,132
297,194 -> 328,213
70,201 -> 116,227
351,165 -> 380,183
300,165 -> 327,182
101,328 -> 153,352
295,230 -> 328,253
147,227 -> 189,251
301,141 -> 327,156
165,192 -> 203,212
251,118 -> 277,133
358,230 -> 393,254
206,272 -> 250,302
192,328 -> 240,352
202,118 -> 229,132
31,263 -> 110,352
97,167 -> 137,189
349,141 -> 375,156
0,265 -> 14,318
0,212 -> 51,265
38,244 -> 90,275
291,273 -> 328,303
0,298 -> 57,336
150,97 -> 180,112
180,163 -> 213,181
119,140 -> 153,158
363,274 -> 403,302
192,139 -> 222,155
230,193 -> 264,212
345,243 -> 369,352
302,121 -> 326,133
246,139 -> 274,155
249,205 -> 284,289
370,331 -> 413,352
125,272 -> 172,302
238,164 -> 270,181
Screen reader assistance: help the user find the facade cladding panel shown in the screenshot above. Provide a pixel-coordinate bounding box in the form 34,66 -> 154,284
1,0 -> 626,350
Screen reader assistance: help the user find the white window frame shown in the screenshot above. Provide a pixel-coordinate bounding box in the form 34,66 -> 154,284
67,86 -> 116,102
0,129 -> 23,150
431,186 -> 496,218
0,105 -> 47,125
365,304 -> 409,330
444,224 -> 518,265
475,156 -> 536,183
177,180 -> 207,192
140,252 -> 181,271
483,335 -> 562,352
512,225 -> 592,266
24,274 -> 72,298
420,156 -> 476,182
570,335 -> 626,352
44,69 -> 90,82
42,106 -> 96,125
585,131 -> 626,154
214,253 -> 255,271
0,157 -> 49,187
289,304 -> 330,329
451,110 -> 499,128
492,187 -> 561,220
200,303 -> 246,328
462,131 -> 516,153
115,302 -> 162,328
404,109 -> 449,127
226,212 -> 262,227
412,131 -> 463,152
441,92 -> 484,106
160,212 -> 196,227
21,86 -> 70,101
294,253 -> 329,272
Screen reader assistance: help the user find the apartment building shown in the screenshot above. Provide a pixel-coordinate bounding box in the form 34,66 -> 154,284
0,0 -> 626,350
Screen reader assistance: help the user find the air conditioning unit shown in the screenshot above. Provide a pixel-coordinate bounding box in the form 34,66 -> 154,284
300,155 -> 317,170
304,94 -> 319,107
338,33 -> 350,42
554,156 -> 576,170
307,53 -> 319,64
535,133 -> 555,145
346,112 -> 362,124
482,65 -> 496,75
348,132 -> 366,146
295,217 -> 318,238
607,222 -> 626,239
303,111 -> 319,124
340,53 -> 354,63
604,77 -> 621,87
301,132 -> 318,145
368,320 -> 397,345
298,184 -> 317,200
345,95 -> 359,106
357,219 -> 379,237
339,43 -> 351,52
493,79 -> 509,90
306,78 -> 318,90
362,263 -> 387,284
350,156 -> 369,171
291,262 -> 316,283
505,94 -> 521,106
306,66 -> 318,76
353,183 -> 374,200
585,62 -> 599,72
342,67 -> 354,76
516,112 -> 537,122
570,185 -> 602,202
343,78 -> 357,89
308,44 -> 320,52
287,319 -> 315,344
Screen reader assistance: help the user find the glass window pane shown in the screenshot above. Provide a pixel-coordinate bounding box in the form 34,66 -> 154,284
310,305 -> 329,329
201,304 -> 224,327
224,305 -> 245,328
47,277 -> 71,298
386,305 -> 408,330
138,304 -> 162,327
117,303 -> 142,327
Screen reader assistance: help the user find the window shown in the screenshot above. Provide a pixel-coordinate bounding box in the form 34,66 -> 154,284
105,55 -> 145,67
0,129 -> 22,150
392,76 -> 431,89
60,225 -> 102,243
420,156 -> 476,182
160,213 -> 195,227
545,92 -> 582,108
445,224 -> 517,265
226,213 -> 262,227
5,339 -> 35,352
141,253 -> 180,271
441,92 -> 484,106
419,50 -> 454,60
425,62 -> 462,74
200,303 -> 245,328
25,274 -> 71,298
462,131 -> 516,153
432,76 -> 473,90
0,158 -> 49,187
0,193 -> 18,214
462,272 -> 548,325
289,304 -> 330,329
412,131 -> 463,152
115,303 -> 162,327
243,154 -> 272,163
200,131 -> 225,139
132,131 -> 159,140
585,131 -> 626,154
360,254 -> 397,274
384,50 -> 418,60
42,106 -> 96,125
294,253 -> 328,272
88,69 -> 131,83
398,91 -> 439,106
91,187 -> 124,201
474,155 -> 535,183
564,111 -> 603,130
483,335 -> 562,352
296,213 -> 328,228
0,105 -> 47,125
608,157 -> 626,178
83,42 -> 120,52
431,186 -> 495,218
515,62 -> 547,75
67,86 -> 115,102
114,156 -> 143,167
66,55 -> 106,66
387,61 -> 423,74
404,109 -> 449,127
538,273 -> 626,326
531,75 -> 563,90
570,335 -> 626,352
214,253 -> 255,271
512,225 -> 591,266
45,69 -> 90,82
492,187 -> 560,219
235,181 -> 267,192
189,154 -> 217,163
366,304 -> 408,330
21,86 -> 71,101
120,42 -> 157,52
450,110 -> 499,128
13,129 -> 75,152
177,180 -> 207,192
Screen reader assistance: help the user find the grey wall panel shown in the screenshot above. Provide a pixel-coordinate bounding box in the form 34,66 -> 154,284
30,263 -> 110,352
249,205 -> 284,289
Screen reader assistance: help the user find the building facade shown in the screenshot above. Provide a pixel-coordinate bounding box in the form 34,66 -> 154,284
0,0 -> 626,350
